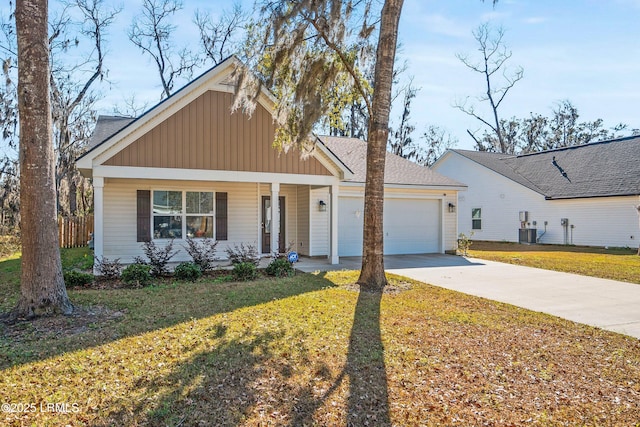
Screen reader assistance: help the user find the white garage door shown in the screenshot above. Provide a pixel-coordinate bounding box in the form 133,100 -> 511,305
383,198 -> 441,255
338,196 -> 441,256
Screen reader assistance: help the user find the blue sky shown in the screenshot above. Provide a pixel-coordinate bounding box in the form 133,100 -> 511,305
91,0 -> 640,150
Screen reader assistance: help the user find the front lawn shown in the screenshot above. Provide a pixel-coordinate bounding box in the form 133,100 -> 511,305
468,241 -> 640,284
1,249 -> 639,426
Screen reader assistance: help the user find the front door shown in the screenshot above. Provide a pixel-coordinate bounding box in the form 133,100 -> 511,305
261,196 -> 285,254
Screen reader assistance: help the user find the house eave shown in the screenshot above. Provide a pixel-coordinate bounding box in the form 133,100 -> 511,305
313,136 -> 354,180
339,181 -> 467,192
545,192 -> 640,201
92,165 -> 341,186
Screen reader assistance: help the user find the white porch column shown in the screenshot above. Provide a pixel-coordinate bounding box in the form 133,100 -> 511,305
92,176 -> 104,274
270,182 -> 280,254
329,183 -> 339,264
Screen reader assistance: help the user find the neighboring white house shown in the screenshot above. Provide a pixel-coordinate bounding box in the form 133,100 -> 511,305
432,137 -> 640,248
77,56 -> 465,268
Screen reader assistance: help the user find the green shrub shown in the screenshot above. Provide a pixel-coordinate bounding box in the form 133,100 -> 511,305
141,240 -> 178,276
173,262 -> 202,282
95,256 -> 122,280
457,232 -> 474,256
183,237 -> 219,272
265,258 -> 294,277
225,243 -> 259,266
64,270 -> 94,288
121,263 -> 153,287
232,261 -> 257,281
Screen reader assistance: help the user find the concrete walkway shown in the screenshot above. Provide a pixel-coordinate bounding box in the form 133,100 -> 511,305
295,254 -> 640,339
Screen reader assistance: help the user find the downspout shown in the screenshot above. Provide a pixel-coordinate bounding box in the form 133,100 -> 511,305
536,221 -> 547,243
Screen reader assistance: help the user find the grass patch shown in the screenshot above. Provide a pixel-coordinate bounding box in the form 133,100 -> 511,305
468,241 -> 640,284
1,256 -> 640,425
0,247 -> 95,312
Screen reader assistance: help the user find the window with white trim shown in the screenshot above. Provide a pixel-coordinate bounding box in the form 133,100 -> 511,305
152,190 -> 214,239
471,208 -> 482,230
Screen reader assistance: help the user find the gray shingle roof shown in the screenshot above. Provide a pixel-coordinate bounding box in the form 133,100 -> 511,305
318,135 -> 465,187
451,136 -> 640,199
86,115 -> 136,150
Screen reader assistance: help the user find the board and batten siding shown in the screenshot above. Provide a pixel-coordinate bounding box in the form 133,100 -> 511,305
103,179 -> 260,263
104,90 -> 331,176
434,152 -> 640,248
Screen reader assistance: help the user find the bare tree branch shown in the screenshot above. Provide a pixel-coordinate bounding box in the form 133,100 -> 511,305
194,4 -> 247,65
455,23 -> 523,153
129,0 -> 198,99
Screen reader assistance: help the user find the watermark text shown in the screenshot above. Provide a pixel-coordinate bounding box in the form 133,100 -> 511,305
1,402 -> 80,414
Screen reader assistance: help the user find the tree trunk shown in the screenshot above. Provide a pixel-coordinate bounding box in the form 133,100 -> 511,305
357,0 -> 404,291
12,0 -> 72,319
68,175 -> 78,216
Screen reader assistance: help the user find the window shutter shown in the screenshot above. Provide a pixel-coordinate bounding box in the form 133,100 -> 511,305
137,190 -> 151,242
215,192 -> 228,240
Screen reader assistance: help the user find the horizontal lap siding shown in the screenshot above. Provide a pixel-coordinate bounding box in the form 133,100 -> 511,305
549,197 -> 639,247
280,185 -> 298,253
104,91 -> 332,176
103,179 -> 259,263
297,186 -> 310,256
434,154 -> 548,243
443,193 -> 458,252
435,153 -> 640,248
310,188 -> 330,256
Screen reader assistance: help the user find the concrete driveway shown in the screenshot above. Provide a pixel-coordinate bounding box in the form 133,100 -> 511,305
296,254 -> 640,339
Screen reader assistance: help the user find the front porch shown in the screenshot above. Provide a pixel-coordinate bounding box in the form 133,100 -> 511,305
93,178 -> 341,267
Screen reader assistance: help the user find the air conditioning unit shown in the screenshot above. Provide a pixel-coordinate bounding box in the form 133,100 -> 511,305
519,228 -> 537,244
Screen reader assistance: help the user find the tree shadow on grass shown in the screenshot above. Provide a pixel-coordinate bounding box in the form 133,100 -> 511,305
286,288 -> 390,427
97,324 -> 288,426
92,285 -> 391,426
344,290 -> 390,426
0,274 -> 333,370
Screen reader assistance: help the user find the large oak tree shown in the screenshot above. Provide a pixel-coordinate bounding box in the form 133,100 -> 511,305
13,0 -> 72,318
358,0 -> 403,289
237,1 -> 499,290
236,0 -> 404,291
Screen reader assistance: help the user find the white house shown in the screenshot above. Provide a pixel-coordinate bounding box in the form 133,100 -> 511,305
432,137 -> 640,248
77,56 -> 465,268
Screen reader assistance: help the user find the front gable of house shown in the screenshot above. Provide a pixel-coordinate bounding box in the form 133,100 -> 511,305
103,89 -> 332,176
78,56 -> 348,179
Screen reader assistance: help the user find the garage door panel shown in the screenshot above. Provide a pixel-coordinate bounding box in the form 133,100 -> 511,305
384,198 -> 440,254
338,196 -> 441,256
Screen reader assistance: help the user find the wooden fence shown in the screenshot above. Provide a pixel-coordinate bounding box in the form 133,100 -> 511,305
58,215 -> 94,248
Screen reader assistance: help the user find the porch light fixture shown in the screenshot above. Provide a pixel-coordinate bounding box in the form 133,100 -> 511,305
318,200 -> 327,212
448,202 -> 456,213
